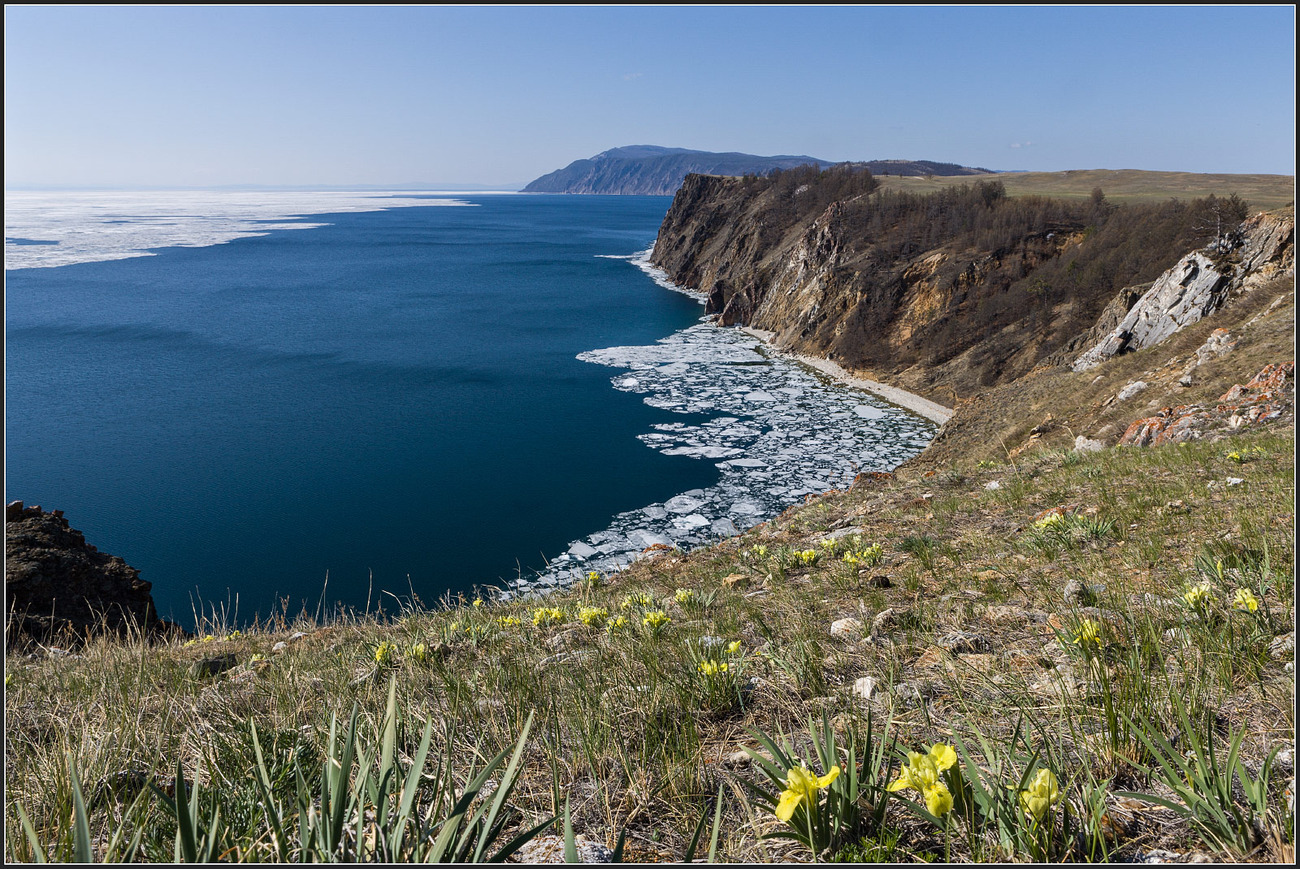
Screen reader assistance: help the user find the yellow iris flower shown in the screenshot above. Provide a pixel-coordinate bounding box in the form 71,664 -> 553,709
373,641 -> 397,666
887,744 -> 957,816
1072,617 -> 1102,648
1019,767 -> 1061,821
1183,582 -> 1213,607
1232,587 -> 1259,612
775,764 -> 841,821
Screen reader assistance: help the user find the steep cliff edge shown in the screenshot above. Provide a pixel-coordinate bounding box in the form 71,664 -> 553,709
652,170 -> 1292,407
5,502 -> 183,648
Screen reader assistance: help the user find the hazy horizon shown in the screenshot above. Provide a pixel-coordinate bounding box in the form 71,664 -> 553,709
5,6 -> 1296,190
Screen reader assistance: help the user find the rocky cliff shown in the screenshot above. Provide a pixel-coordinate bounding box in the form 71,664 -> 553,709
651,169 -> 1293,406
5,502 -> 181,648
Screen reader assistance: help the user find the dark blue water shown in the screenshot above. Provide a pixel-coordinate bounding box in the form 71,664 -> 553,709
5,195 -> 718,624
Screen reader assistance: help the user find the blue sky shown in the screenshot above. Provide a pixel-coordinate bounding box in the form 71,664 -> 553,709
4,5 -> 1295,189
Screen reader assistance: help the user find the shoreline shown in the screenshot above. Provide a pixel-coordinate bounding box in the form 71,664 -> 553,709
739,327 -> 954,425
627,249 -> 953,427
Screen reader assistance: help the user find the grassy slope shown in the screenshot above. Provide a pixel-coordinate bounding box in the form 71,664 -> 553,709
876,169 -> 1296,210
4,198 -> 1296,864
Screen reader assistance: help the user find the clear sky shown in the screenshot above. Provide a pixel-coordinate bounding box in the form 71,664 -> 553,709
4,5 -> 1295,189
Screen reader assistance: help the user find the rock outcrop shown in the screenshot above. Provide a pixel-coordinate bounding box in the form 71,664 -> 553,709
1072,210 -> 1294,371
5,502 -> 178,647
1118,362 -> 1294,447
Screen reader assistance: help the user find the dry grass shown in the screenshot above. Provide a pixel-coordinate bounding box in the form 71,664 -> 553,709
6,418 -> 1294,862
876,169 -> 1296,211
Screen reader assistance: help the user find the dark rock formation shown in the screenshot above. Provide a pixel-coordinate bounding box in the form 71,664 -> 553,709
5,502 -> 181,648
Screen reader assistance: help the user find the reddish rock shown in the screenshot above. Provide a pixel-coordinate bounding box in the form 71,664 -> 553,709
1120,363 -> 1294,447
853,470 -> 895,486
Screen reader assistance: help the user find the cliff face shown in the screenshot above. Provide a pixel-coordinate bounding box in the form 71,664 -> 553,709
651,171 -> 1294,405
1071,210 -> 1294,371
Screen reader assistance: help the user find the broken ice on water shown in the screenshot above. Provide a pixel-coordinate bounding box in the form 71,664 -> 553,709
503,307 -> 937,598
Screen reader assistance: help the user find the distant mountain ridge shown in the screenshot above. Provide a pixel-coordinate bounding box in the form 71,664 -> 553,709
522,146 -> 991,195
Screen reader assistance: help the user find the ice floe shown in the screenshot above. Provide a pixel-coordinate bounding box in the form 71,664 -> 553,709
503,265 -> 937,597
4,190 -> 470,270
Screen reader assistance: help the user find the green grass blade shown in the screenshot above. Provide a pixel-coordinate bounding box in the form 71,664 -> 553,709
487,816 -> 557,864
69,764 -> 94,864
173,758 -> 198,863
610,826 -> 628,864
473,712 -> 536,862
683,795 -> 710,863
14,802 -> 49,863
707,782 -> 725,863
563,798 -> 578,863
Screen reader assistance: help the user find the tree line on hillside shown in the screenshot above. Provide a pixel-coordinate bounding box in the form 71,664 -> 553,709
729,164 -> 1253,378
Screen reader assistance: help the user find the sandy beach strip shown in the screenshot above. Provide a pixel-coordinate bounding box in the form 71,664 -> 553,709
739,327 -> 954,426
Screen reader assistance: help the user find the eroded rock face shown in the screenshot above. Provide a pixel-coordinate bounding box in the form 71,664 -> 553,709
1073,211 -> 1294,372
1072,253 -> 1230,371
5,502 -> 178,647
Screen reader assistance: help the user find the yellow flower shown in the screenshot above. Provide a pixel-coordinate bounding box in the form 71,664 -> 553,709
605,615 -> 628,633
697,660 -> 729,677
1019,768 -> 1061,822
578,605 -> 609,626
497,615 -> 521,628
774,764 -> 841,822
532,606 -> 565,627
374,641 -> 397,666
1232,587 -> 1259,612
472,597 -> 483,608
887,745 -> 957,816
1072,617 -> 1102,648
201,634 -> 215,643
675,588 -> 696,605
621,592 -> 653,610
410,642 -> 429,663
1183,581 -> 1213,608
642,610 -> 671,630
726,640 -> 742,655
225,630 -> 242,641
587,570 -> 601,583
1034,512 -> 1067,530
924,781 -> 954,816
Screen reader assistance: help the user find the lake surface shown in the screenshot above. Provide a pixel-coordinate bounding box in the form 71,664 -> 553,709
5,192 -> 933,625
